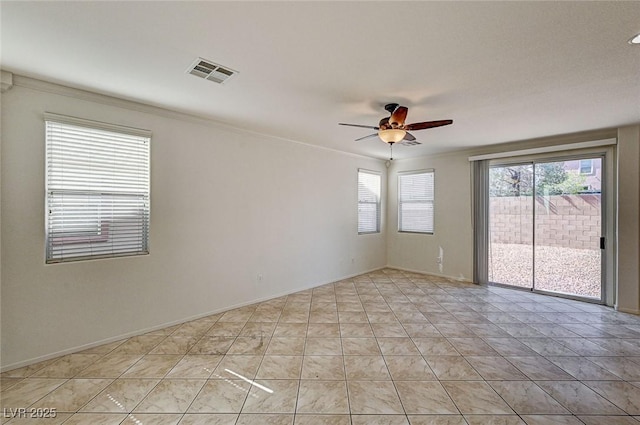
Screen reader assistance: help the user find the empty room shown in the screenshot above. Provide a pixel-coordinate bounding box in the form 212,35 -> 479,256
2,2 -> 640,425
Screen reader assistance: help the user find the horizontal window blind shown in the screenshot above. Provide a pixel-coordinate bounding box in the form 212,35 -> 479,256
398,170 -> 434,233
45,114 -> 150,263
358,169 -> 381,234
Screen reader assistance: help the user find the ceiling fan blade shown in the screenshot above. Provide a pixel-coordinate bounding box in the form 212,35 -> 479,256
405,119 -> 453,131
403,132 -> 416,141
339,123 -> 379,130
384,103 -> 399,114
355,133 -> 379,142
390,106 -> 408,126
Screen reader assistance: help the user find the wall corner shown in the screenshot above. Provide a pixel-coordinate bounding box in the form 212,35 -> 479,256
1,71 -> 13,93
616,125 -> 640,313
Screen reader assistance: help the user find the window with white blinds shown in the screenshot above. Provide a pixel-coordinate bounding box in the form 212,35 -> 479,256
358,169 -> 381,234
398,170 -> 434,233
45,113 -> 151,263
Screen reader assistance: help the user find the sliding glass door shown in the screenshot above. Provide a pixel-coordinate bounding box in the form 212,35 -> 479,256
533,158 -> 603,298
488,164 -> 533,289
487,156 -> 604,301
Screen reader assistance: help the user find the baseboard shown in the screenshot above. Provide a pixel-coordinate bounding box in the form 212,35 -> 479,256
614,305 -> 640,315
0,266 -> 385,372
385,265 -> 474,283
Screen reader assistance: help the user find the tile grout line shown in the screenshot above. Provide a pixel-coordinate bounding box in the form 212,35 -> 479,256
4,268 -> 640,424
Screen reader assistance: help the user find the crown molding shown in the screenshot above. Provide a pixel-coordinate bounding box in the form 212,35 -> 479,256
8,73 -> 382,163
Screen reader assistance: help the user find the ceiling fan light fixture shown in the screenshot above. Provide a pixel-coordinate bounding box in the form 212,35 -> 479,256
379,129 -> 406,144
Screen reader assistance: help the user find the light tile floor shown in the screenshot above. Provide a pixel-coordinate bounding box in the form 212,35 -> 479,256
2,268 -> 640,425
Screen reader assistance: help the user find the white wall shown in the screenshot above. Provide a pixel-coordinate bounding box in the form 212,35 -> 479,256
386,153 -> 474,280
0,79 -> 387,369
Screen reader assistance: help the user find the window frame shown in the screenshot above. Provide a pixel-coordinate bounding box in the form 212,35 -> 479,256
44,113 -> 151,264
357,168 -> 381,234
397,169 -> 435,234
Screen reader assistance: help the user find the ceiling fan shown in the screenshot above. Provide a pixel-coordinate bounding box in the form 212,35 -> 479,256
339,103 -> 452,158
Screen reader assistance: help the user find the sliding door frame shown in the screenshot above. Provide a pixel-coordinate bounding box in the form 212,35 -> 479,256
474,144 -> 616,306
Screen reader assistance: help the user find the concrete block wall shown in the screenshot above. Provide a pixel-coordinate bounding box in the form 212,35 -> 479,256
489,194 -> 601,250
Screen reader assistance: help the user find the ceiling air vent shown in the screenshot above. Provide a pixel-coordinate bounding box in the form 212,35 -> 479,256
187,58 -> 238,84
403,141 -> 422,146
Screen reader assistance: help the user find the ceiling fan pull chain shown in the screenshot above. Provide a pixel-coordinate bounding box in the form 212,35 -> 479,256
390,143 -> 393,161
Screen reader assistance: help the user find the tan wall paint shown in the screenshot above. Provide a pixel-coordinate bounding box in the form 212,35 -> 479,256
2,77 -> 638,370
387,127 -> 639,314
386,153 -> 474,281
617,125 -> 640,314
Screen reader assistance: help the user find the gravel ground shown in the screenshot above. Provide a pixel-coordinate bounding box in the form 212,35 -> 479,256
488,242 -> 601,298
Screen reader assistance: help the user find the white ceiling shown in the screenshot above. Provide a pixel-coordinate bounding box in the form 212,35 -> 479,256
2,1 -> 639,159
